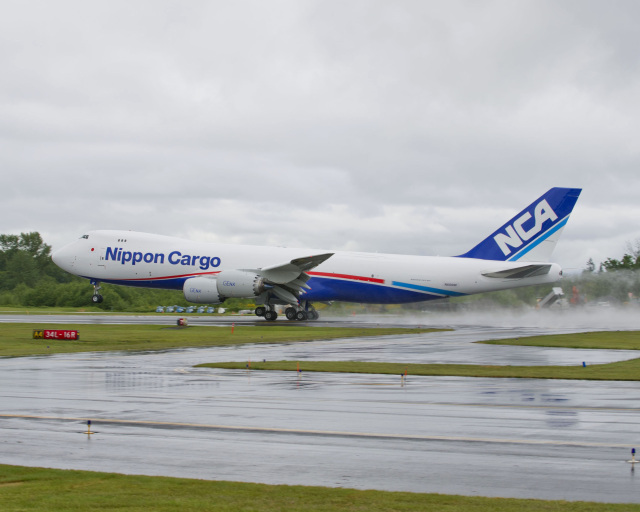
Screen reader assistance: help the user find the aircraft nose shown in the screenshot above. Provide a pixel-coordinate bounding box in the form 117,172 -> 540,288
51,244 -> 75,272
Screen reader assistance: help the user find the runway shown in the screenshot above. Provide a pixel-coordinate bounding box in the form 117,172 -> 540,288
1,313 -> 640,503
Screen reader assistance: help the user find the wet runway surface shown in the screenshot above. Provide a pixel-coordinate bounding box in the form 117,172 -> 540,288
2,314 -> 640,503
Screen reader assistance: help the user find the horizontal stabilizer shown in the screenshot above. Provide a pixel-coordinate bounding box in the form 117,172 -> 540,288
482,264 -> 552,279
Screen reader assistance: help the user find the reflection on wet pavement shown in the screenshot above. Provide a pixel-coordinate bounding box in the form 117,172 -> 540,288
1,316 -> 640,503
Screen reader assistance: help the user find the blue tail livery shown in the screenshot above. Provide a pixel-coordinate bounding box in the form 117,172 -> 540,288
457,187 -> 582,262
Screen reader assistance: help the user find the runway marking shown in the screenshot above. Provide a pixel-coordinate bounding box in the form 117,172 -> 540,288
0,413 -> 634,449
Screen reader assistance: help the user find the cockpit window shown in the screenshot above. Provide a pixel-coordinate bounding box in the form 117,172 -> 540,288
80,235 -> 89,239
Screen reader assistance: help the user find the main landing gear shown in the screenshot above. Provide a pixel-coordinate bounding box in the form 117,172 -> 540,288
284,307 -> 319,321
254,306 -> 278,321
91,280 -> 104,303
255,304 -> 319,322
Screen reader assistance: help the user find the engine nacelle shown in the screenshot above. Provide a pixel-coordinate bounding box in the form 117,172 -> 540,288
183,271 -> 265,303
215,270 -> 265,298
183,277 -> 224,304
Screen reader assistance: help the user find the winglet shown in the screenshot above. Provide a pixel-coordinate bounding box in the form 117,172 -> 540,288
457,187 -> 581,262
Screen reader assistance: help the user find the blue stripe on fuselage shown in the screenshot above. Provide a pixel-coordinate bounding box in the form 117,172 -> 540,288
391,281 -> 466,297
81,275 -> 459,304
303,277 -> 447,303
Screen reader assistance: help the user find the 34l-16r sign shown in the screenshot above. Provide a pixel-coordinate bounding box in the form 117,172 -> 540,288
33,330 -> 80,340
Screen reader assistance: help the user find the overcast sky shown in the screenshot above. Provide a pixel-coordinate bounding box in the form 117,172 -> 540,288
2,0 -> 639,270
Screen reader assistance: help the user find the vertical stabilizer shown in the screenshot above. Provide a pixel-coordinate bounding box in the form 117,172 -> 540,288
457,187 -> 582,262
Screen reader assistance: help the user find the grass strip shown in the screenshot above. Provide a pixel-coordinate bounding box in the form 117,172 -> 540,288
197,331 -> 640,381
1,464 -> 637,511
480,330 -> 640,350
0,323 -> 444,358
199,357 -> 640,381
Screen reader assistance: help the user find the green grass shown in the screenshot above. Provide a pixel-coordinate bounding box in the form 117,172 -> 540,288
480,330 -> 640,350
198,358 -> 640,381
0,464 -> 636,511
0,323 -> 445,358
199,331 -> 640,381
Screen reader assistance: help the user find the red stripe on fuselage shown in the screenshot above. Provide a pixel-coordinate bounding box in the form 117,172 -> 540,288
118,270 -> 382,285
308,271 -> 385,284
121,271 -> 221,282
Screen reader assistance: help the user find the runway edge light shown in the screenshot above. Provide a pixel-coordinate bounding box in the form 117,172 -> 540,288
627,448 -> 637,464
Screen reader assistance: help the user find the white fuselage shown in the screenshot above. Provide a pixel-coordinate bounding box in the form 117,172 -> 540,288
52,230 -> 563,304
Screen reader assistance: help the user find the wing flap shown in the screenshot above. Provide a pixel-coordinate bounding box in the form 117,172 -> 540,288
270,285 -> 299,304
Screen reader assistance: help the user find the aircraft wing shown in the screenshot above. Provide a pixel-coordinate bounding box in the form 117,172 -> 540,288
259,253 -> 335,283
481,264 -> 552,279
247,253 -> 334,304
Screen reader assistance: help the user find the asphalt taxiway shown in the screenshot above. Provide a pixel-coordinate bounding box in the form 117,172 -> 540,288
1,314 -> 640,503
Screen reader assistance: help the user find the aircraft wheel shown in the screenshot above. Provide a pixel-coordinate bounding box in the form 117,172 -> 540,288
92,294 -> 103,304
255,306 -> 266,317
264,310 -> 278,321
295,310 -> 308,321
285,307 -> 297,320
308,310 -> 319,320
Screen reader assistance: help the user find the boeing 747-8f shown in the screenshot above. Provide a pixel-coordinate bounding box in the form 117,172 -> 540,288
52,187 -> 581,321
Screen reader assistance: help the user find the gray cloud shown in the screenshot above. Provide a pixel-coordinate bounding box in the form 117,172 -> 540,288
1,0 -> 639,271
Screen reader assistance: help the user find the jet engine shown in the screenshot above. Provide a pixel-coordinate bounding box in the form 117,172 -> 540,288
183,277 -> 224,304
215,270 -> 265,298
182,271 -> 265,303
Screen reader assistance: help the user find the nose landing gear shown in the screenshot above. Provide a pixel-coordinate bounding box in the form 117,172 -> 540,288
90,280 -> 104,303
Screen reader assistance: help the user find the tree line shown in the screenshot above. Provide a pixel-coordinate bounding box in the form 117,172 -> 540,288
0,232 -> 251,311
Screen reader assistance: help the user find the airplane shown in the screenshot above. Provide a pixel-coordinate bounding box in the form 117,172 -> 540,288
51,187 -> 581,321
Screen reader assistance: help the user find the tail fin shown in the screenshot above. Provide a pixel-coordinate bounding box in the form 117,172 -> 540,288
457,187 -> 582,262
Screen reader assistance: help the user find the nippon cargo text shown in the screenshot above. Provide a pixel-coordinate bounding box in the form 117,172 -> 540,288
105,247 -> 221,270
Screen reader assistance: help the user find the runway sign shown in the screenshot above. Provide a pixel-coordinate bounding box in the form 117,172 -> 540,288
33,330 -> 79,340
